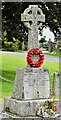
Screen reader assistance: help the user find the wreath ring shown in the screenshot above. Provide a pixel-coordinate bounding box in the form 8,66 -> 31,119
26,48 -> 44,68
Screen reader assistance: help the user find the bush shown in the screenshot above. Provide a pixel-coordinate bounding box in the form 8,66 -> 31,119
9,42 -> 19,52
4,41 -> 21,52
2,32 -> 22,51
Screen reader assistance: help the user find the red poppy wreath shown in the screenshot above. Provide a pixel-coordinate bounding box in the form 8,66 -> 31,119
26,48 -> 44,68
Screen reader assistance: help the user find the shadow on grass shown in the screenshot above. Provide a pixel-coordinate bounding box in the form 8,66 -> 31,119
1,70 -> 16,97
2,70 -> 16,82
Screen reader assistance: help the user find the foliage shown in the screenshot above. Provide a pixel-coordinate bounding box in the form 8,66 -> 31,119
39,36 -> 46,47
2,2 -> 28,45
44,52 -> 61,57
36,99 -> 57,117
0,37 -> 2,49
2,2 -> 61,44
39,37 -> 46,43
2,31 -> 22,51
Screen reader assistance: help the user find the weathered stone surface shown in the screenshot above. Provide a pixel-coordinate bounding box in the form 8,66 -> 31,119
22,41 -> 25,50
3,97 -> 59,117
2,114 -> 61,120
52,72 -> 60,98
54,72 -> 60,97
12,67 -> 50,100
2,112 -> 61,120
21,5 -> 45,50
48,39 -> 52,52
12,68 -> 24,100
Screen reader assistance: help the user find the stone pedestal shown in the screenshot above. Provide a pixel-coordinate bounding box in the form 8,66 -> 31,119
12,67 -> 50,100
3,67 -> 51,117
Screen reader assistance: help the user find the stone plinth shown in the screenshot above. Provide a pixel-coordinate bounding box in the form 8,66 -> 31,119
3,97 -> 46,117
2,67 -> 51,118
2,113 -> 60,120
3,97 -> 59,118
12,67 -> 50,100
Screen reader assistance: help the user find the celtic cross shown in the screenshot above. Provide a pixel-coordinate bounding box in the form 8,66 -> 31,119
21,5 -> 45,50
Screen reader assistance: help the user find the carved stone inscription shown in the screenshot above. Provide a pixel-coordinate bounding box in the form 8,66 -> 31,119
23,69 -> 50,99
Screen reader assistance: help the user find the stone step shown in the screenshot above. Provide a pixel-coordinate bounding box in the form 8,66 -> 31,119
3,97 -> 60,118
4,97 -> 50,117
1,112 -> 60,120
1,112 -> 61,120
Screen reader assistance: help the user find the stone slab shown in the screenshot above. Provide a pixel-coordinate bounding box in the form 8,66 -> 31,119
2,112 -> 61,120
1,114 -> 61,120
3,97 -> 59,117
12,67 -> 50,100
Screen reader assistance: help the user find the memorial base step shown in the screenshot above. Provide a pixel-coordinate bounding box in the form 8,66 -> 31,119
2,112 -> 60,120
3,97 -> 59,118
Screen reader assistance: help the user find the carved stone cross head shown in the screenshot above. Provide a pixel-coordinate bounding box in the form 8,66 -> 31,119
21,5 -> 45,50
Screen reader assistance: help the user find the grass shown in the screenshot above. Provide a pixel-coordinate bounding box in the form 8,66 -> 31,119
0,54 -> 26,97
0,54 -> 60,97
44,51 -> 61,57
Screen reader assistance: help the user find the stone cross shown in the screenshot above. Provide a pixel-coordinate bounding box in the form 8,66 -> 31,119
48,39 -> 52,52
22,41 -> 25,50
54,72 -> 60,97
21,5 -> 45,50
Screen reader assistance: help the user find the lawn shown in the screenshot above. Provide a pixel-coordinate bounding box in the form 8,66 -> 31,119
44,51 -> 61,57
0,54 -> 60,97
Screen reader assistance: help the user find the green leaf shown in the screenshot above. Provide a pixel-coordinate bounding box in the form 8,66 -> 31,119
3,31 -> 7,36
